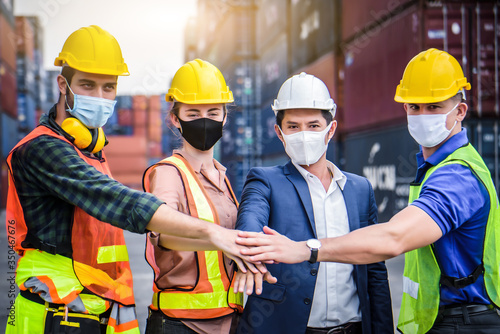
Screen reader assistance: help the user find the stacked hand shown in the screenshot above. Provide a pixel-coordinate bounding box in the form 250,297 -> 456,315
211,226 -> 310,295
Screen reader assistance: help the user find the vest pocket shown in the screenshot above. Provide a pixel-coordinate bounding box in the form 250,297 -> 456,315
44,306 -> 101,333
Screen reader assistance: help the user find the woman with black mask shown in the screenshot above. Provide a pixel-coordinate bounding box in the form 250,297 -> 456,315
143,59 -> 244,334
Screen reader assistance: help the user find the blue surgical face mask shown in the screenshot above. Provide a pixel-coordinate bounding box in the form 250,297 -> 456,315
64,79 -> 117,129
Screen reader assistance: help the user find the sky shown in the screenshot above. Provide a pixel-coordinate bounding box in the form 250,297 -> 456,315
14,0 -> 198,96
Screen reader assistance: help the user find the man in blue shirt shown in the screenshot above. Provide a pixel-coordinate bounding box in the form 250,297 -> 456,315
236,49 -> 500,334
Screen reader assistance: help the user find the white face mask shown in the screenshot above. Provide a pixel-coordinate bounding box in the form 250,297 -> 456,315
407,103 -> 459,148
280,123 -> 332,166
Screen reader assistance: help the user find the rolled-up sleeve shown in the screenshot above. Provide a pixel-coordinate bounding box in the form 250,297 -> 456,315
17,135 -> 164,234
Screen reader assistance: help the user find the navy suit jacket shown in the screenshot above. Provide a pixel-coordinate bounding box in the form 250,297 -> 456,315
236,162 -> 393,334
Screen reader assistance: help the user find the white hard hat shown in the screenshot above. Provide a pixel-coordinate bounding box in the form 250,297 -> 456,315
271,72 -> 336,117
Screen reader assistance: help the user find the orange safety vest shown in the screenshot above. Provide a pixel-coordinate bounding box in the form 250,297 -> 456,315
6,125 -> 135,307
143,154 -> 244,319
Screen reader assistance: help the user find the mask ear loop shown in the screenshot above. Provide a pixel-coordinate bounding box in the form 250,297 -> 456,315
446,102 -> 460,133
63,77 -> 76,112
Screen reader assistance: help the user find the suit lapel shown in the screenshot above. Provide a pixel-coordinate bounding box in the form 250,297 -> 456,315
284,162 -> 317,236
342,176 -> 360,232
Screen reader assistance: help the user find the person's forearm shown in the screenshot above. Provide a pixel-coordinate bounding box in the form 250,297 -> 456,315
159,234 -> 216,251
318,222 -> 402,264
318,206 -> 442,264
146,204 -> 218,240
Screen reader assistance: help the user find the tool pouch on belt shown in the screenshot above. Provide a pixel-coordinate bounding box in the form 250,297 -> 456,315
44,306 -> 102,334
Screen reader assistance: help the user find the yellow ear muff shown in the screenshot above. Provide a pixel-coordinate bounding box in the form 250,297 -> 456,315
93,128 -> 106,154
61,117 -> 106,153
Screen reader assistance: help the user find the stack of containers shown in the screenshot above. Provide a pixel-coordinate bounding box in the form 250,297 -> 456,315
0,1 -> 17,208
290,0 -> 341,163
105,95 -> 146,190
132,95 -> 148,137
28,16 -> 49,119
104,134 -> 148,191
341,0 -> 499,222
147,95 -> 163,165
45,70 -> 61,107
160,94 -> 181,157
114,95 -> 133,135
15,16 -> 37,136
255,0 -> 290,166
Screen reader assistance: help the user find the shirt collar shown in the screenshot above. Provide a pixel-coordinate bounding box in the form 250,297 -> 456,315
415,128 -> 469,180
292,160 -> 347,190
172,149 -> 227,174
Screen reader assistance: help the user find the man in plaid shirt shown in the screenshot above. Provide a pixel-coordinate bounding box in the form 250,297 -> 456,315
5,25 -> 257,334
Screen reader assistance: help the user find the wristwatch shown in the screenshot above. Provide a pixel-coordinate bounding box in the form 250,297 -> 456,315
306,239 -> 322,263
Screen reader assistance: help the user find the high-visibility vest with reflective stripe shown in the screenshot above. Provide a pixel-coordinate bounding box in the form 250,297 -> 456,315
397,143 -> 500,334
6,126 -> 136,309
143,154 -> 244,319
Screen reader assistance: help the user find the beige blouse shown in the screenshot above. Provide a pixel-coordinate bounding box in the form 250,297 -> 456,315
148,149 -> 239,334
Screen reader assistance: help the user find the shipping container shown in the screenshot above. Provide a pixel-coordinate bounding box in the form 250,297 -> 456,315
0,13 -> 16,71
45,70 -> 60,105
256,0 -> 288,52
105,135 -> 148,190
17,92 -> 36,134
15,16 -> 35,61
134,109 -> 147,127
342,1 -> 500,133
290,0 -> 340,72
134,126 -> 147,137
343,124 -> 419,222
149,95 -> 161,112
33,48 -> 48,109
464,119 -> 500,195
148,115 -> 163,143
0,63 -> 17,117
148,141 -> 162,158
16,55 -> 36,93
105,135 -> 148,156
257,99 -> 285,158
117,108 -> 133,127
296,51 -> 338,103
132,95 -> 148,111
204,11 -> 240,70
116,95 -> 132,110
194,0 -> 225,59
259,33 -> 289,103
341,0 -> 414,41
26,16 -> 43,51
1,112 -> 20,159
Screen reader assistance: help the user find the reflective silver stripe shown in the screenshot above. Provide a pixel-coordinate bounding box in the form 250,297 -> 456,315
403,276 -> 419,300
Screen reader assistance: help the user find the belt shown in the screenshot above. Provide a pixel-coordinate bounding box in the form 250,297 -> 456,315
20,289 -> 110,325
440,304 -> 494,317
306,322 -> 362,334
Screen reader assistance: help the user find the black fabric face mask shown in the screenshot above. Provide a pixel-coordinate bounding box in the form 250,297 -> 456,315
177,117 -> 224,151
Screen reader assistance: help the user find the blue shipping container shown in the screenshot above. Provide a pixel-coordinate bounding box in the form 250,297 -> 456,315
1,112 -> 20,158
17,93 -> 36,134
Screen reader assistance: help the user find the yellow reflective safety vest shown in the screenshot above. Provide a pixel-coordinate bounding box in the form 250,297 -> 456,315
398,143 -> 500,334
6,126 -> 139,333
143,154 -> 244,319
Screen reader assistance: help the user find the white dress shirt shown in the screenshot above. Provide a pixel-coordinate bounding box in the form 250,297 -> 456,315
293,161 -> 362,328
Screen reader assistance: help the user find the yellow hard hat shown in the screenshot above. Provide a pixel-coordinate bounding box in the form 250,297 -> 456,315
394,48 -> 470,103
166,59 -> 233,104
54,25 -> 129,76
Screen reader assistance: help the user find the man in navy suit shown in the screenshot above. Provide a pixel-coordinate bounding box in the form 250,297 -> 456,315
234,73 -> 393,334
